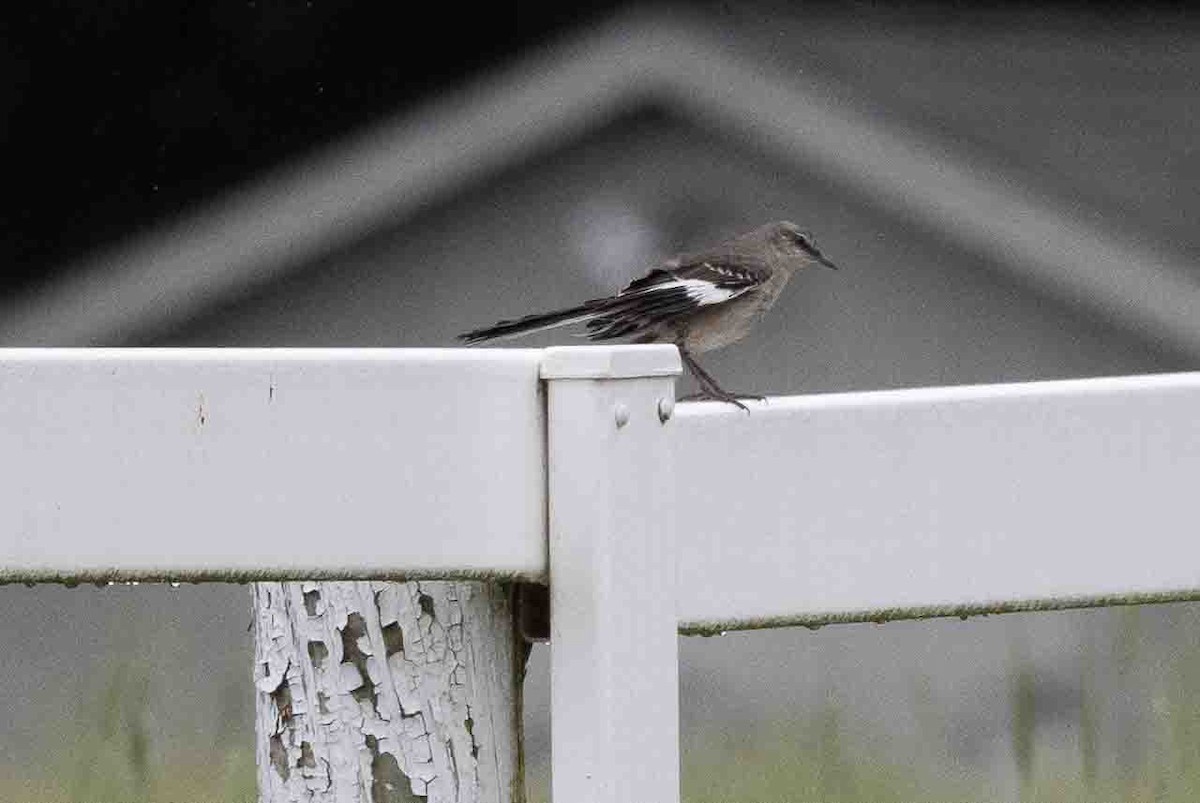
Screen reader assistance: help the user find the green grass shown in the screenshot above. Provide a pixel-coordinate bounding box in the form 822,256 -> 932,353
2,663 -> 256,803
679,712 -> 978,803
7,605 -> 1200,802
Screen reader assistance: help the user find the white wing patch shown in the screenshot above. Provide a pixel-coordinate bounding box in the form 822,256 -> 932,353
673,278 -> 744,305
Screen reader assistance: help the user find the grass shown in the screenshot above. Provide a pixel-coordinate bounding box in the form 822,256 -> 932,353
5,604 -> 1200,802
2,662 -> 257,803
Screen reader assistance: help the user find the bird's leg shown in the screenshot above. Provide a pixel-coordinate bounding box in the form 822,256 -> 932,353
678,349 -> 762,411
680,351 -> 728,397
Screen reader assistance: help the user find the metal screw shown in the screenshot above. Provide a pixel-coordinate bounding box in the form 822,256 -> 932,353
614,403 -> 630,428
657,397 -> 675,424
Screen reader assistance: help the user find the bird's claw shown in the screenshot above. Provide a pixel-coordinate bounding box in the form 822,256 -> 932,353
678,391 -> 764,412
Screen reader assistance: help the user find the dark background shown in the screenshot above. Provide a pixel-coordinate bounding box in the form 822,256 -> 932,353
5,1 -> 1156,296
3,2 -> 620,293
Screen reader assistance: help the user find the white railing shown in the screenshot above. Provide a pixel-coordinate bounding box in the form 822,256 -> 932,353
0,348 -> 546,580
4,345 -> 1200,803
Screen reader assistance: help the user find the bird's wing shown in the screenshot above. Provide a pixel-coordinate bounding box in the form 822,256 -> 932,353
619,259 -> 764,302
583,260 -> 766,340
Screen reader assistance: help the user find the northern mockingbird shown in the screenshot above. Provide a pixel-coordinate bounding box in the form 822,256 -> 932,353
459,220 -> 837,409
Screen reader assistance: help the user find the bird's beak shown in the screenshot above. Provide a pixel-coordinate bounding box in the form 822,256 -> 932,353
815,253 -> 838,270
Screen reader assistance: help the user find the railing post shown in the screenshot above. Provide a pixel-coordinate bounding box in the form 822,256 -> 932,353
540,345 -> 682,803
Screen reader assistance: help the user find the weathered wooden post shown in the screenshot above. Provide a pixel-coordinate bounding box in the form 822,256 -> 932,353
253,581 -> 527,803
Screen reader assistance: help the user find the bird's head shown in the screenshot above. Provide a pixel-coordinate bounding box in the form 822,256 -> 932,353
765,221 -> 838,271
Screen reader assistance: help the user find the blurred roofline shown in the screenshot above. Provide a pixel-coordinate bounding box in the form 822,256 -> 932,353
4,7 -> 1198,352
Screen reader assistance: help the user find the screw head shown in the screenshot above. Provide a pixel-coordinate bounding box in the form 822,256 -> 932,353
657,397 -> 675,423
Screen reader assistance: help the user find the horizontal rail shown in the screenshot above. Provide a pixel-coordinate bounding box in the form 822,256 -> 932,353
5,347 -> 1199,629
673,372 -> 1200,631
0,349 -> 547,582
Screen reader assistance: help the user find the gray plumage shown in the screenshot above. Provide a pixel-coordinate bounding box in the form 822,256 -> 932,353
459,221 -> 837,409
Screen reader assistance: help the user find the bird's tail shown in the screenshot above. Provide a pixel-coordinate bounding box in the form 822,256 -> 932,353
458,303 -> 598,344
459,284 -> 695,344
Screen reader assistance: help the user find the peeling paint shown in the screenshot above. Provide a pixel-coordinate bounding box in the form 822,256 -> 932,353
382,621 -> 405,657
464,706 -> 480,760
307,641 -> 328,670
299,741 -> 317,769
269,734 -> 290,782
253,581 -> 523,802
368,734 -> 421,803
303,587 -> 322,616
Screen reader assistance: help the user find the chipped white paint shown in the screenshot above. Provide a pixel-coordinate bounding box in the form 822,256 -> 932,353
254,580 -> 522,803
542,345 -> 682,803
0,348 -> 545,581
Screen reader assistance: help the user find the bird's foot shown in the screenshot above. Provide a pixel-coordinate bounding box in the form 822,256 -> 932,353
678,390 -> 765,412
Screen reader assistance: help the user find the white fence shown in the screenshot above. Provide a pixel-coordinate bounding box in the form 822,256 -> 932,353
3,345 -> 1200,802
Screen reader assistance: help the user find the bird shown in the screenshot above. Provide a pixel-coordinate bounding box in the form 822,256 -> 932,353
458,221 -> 837,410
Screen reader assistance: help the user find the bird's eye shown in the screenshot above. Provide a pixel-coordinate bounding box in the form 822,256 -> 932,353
793,231 -> 813,250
